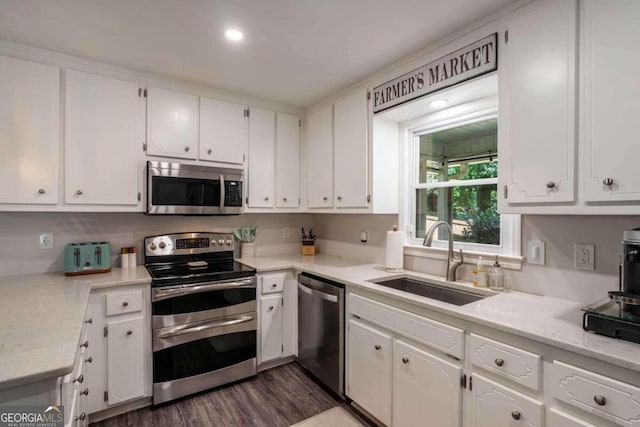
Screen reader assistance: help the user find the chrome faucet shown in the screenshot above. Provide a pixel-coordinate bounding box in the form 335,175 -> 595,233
422,221 -> 464,282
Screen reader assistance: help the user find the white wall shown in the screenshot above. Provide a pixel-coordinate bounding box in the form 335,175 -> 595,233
0,212 -> 312,276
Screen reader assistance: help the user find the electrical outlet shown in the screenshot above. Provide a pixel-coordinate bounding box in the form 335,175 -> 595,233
575,244 -> 595,270
39,232 -> 53,249
527,240 -> 545,265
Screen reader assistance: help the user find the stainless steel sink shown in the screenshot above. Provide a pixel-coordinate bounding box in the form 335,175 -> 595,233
370,276 -> 488,306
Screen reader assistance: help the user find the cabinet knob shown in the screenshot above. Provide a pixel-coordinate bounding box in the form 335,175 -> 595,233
546,181 -> 556,189
80,341 -> 89,349
122,301 -> 129,307
264,197 -> 269,201
374,344 -> 381,350
207,148 -> 212,155
337,196 -> 343,201
402,357 -> 409,364
38,188 -> 46,194
85,356 -> 92,363
511,411 -> 521,421
184,146 -> 190,152
73,374 -> 84,384
603,177 -> 614,186
80,388 -> 89,396
269,306 -> 274,311
283,197 -> 287,202
323,196 -> 328,201
272,283 -> 277,288
76,413 -> 86,421
85,318 -> 93,324
594,395 -> 607,406
494,358 -> 505,367
126,330 -> 133,336
76,189 -> 83,195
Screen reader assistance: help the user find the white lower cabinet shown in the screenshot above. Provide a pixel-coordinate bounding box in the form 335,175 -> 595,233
260,294 -> 283,363
257,271 -> 297,365
469,374 -> 544,427
84,283 -> 151,416
393,339 -> 462,427
347,319 -> 393,426
549,409 -> 597,427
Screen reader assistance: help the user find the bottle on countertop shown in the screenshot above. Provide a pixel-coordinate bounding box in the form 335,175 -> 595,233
121,247 -> 129,269
475,256 -> 488,287
489,255 -> 505,291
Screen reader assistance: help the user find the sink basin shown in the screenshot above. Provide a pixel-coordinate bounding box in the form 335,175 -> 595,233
370,276 -> 488,306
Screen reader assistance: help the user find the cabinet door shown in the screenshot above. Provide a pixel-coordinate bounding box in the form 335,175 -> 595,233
583,0 -> 640,202
334,89 -> 369,208
65,69 -> 139,205
347,319 -> 392,426
549,409 -> 597,427
260,294 -> 283,363
199,97 -> 247,164
276,113 -> 300,208
0,55 -> 59,204
306,105 -> 334,208
107,316 -> 144,405
499,0 -> 577,205
393,339 -> 462,427
146,86 -> 198,159
469,374 -> 544,427
248,108 -> 275,208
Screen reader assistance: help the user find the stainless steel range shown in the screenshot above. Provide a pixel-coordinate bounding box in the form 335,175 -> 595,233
144,232 -> 257,405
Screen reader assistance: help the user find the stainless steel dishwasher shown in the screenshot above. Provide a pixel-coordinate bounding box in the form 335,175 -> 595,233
297,273 -> 344,397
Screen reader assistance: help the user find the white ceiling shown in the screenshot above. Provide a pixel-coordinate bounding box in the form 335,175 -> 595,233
0,0 -> 515,107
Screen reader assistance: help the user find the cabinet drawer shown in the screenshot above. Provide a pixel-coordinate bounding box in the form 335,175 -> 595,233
260,273 -> 285,294
553,360 -> 640,426
105,290 -> 142,316
549,408 -> 597,427
349,293 -> 464,359
470,334 -> 541,391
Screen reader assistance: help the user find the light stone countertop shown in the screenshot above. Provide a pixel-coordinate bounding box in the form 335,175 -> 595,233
237,253 -> 640,372
0,267 -> 151,391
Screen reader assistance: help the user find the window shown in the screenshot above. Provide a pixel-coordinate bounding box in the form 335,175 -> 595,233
407,108 -> 519,255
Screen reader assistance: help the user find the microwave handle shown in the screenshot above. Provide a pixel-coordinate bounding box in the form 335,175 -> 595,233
219,174 -> 225,212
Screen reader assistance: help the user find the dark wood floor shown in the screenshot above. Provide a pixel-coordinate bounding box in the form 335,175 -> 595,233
91,363 -> 364,427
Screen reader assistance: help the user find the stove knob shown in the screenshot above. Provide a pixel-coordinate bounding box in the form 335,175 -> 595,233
149,243 -> 157,250
159,241 -> 166,249
210,240 -> 217,245
218,239 -> 225,246
225,239 -> 232,245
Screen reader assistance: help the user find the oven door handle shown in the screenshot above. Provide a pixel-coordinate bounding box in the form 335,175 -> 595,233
219,174 -> 225,212
153,278 -> 256,301
157,315 -> 254,339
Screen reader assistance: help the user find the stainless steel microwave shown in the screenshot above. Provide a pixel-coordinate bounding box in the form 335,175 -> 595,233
146,161 -> 244,215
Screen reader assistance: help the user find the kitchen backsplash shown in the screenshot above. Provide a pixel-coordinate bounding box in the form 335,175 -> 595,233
0,212 -> 312,276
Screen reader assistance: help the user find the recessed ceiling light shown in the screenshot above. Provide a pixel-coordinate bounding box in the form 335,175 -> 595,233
224,29 -> 244,42
429,99 -> 448,108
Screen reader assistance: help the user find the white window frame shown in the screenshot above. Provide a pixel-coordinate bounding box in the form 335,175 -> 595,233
401,105 -> 521,257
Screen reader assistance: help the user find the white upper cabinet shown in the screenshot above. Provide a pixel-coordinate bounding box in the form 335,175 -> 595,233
276,112 -> 300,208
65,70 -> 139,205
248,107 -> 275,208
0,55 -> 59,205
199,97 -> 247,165
582,0 -> 640,202
146,86 -> 198,160
306,105 -> 334,208
333,89 -> 369,208
499,0 -> 577,205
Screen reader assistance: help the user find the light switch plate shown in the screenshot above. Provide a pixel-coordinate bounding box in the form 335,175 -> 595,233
527,240 -> 545,265
575,244 -> 595,270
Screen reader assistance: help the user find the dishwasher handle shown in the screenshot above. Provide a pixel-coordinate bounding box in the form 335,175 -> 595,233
298,282 -> 338,303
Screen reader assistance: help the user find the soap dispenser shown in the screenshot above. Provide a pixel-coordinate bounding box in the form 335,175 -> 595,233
490,255 -> 505,291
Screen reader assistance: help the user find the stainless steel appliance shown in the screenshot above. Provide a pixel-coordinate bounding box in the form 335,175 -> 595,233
145,232 -> 257,405
583,228 -> 640,343
297,273 -> 344,396
146,161 -> 244,215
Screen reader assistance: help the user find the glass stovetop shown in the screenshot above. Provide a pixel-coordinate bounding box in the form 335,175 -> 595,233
582,297 -> 640,323
146,260 -> 255,287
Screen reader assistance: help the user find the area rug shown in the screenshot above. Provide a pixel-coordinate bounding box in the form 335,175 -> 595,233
290,406 -> 364,427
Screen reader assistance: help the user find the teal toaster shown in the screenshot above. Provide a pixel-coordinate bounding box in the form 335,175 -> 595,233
64,242 -> 112,276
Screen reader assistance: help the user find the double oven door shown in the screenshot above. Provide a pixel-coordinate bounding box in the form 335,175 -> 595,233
152,276 -> 257,404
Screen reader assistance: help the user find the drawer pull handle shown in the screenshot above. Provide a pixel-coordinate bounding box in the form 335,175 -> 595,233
511,411 -> 521,421
76,189 -> 83,195
122,301 -> 129,307
283,197 -> 287,202
374,344 -> 381,351
76,413 -> 86,421
85,357 -> 92,363
323,196 -> 328,201
80,341 -> 89,349
38,188 -> 46,194
594,395 -> 607,406
402,357 -> 409,364
126,330 -> 133,336
603,177 -> 614,186
80,388 -> 89,396
268,306 -> 274,311
546,181 -> 556,189
73,374 -> 84,384
184,146 -> 190,152
495,358 -> 505,367
207,148 -> 212,155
